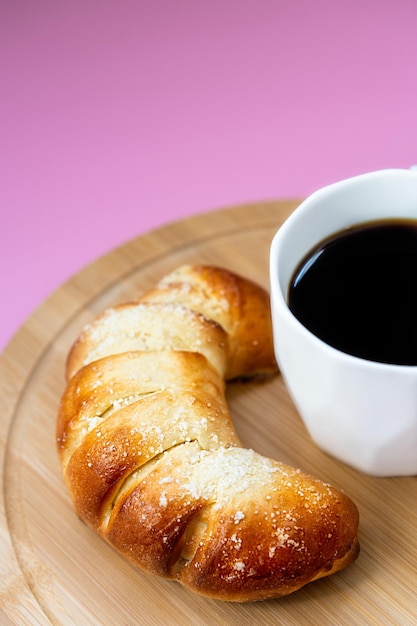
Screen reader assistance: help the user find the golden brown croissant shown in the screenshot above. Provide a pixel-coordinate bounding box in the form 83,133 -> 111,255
57,264 -> 359,602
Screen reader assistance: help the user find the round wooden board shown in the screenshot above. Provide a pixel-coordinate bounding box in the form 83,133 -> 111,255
1,200 -> 416,625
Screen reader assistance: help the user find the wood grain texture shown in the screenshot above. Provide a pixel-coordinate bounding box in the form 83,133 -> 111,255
1,200 -> 416,625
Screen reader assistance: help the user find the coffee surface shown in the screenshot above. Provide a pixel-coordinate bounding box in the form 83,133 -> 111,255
288,219 -> 417,365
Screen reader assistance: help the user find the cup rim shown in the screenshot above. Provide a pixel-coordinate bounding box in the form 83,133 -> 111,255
270,168 -> 417,373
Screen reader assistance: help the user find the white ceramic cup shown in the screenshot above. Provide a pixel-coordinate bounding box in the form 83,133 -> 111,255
270,168 -> 417,477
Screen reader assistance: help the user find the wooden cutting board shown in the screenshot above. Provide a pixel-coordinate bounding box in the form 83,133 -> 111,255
1,200 -> 416,625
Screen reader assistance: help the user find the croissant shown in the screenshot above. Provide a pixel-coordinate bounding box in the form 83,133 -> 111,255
56,264 -> 359,602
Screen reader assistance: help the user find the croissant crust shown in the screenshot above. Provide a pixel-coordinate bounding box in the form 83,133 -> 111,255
57,264 -> 359,602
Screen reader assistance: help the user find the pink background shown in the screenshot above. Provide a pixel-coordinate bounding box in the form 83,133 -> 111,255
1,1 -> 417,352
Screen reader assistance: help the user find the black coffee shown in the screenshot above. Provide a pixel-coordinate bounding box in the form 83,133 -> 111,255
288,219 -> 417,365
